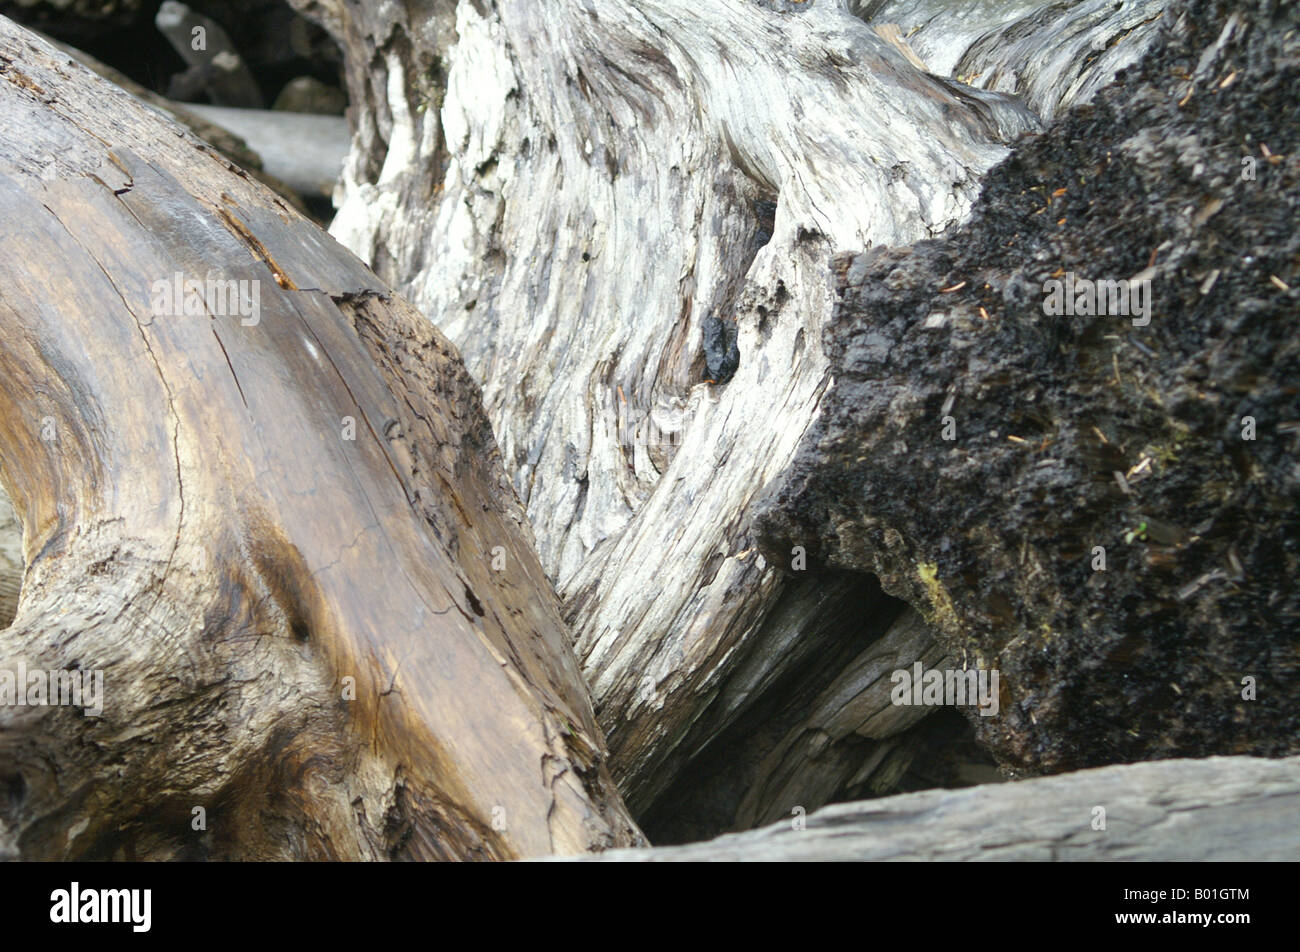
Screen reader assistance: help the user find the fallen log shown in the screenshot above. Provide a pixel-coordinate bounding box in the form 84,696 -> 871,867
566,755 -> 1300,861
0,17 -> 640,860
291,0 -> 1044,828
27,27 -> 320,218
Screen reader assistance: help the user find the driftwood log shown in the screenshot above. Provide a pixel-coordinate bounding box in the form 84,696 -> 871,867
759,0 -> 1300,774
7,0 -> 1285,862
568,755 -> 1300,861
0,18 -> 640,860
289,0 -> 1170,834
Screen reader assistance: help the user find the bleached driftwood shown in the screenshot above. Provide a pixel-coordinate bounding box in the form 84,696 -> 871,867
854,0 -> 1169,117
293,0 -> 1048,823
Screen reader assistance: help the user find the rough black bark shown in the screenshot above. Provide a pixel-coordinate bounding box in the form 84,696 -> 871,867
760,0 -> 1300,774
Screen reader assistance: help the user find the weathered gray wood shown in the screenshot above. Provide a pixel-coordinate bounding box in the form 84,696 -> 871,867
183,104 -> 349,198
731,607 -> 953,830
567,755 -> 1300,860
854,0 -> 1168,118
291,0 -> 1044,820
29,27 -> 316,216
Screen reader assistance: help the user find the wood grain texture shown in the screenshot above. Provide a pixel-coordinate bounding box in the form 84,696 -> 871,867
291,0 -> 1045,819
856,0 -> 1169,119
0,18 -> 640,860
0,486 -> 19,628
567,755 -> 1300,861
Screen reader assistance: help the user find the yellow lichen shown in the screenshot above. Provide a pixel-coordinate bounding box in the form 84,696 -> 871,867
917,561 -> 960,634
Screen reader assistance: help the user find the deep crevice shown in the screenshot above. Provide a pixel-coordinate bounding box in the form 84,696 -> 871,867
637,568 -> 1001,845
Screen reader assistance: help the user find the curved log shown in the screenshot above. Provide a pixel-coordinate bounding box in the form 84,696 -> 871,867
0,18 -> 640,860
854,0 -> 1168,118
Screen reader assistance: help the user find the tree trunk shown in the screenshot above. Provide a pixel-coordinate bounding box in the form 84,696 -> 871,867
0,19 -> 640,860
758,0 -> 1300,773
289,0 -> 1165,828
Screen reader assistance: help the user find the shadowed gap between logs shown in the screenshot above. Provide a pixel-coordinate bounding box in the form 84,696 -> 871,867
638,569 -> 1001,844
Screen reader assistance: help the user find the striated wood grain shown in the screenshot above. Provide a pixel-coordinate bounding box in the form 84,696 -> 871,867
292,0 -> 1046,820
0,486 -> 18,628
567,755 -> 1300,861
854,0 -> 1168,118
0,17 -> 640,860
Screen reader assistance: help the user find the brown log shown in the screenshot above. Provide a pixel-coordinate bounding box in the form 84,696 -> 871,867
0,18 -> 640,860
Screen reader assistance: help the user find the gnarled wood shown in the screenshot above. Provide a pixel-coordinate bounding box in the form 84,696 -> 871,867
853,0 -> 1167,118
291,0 -> 1050,822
